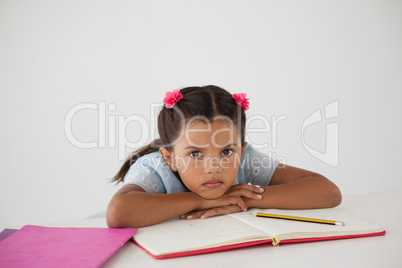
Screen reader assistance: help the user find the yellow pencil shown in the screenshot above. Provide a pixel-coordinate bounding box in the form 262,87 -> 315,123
256,212 -> 345,226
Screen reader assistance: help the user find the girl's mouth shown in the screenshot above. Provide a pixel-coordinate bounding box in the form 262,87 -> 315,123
203,179 -> 223,189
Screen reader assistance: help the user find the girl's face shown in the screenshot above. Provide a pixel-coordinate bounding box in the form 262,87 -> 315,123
160,119 -> 247,199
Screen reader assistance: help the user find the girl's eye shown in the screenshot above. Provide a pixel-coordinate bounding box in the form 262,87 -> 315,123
190,151 -> 203,158
222,149 -> 233,156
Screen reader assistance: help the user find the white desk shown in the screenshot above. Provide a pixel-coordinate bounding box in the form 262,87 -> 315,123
2,191 -> 401,267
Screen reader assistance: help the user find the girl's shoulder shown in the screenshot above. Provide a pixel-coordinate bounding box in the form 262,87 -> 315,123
123,151 -> 167,183
132,151 -> 167,169
123,151 -> 169,193
241,143 -> 274,160
124,150 -> 187,193
237,143 -> 279,186
241,143 -> 262,159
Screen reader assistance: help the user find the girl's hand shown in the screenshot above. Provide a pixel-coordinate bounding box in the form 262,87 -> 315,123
180,204 -> 243,220
186,184 -> 264,219
224,183 -> 264,199
198,183 -> 263,212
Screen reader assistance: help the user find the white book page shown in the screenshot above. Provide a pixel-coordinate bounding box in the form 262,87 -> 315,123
230,208 -> 384,240
134,215 -> 271,255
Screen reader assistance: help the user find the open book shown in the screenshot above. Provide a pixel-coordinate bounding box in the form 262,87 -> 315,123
133,208 -> 385,259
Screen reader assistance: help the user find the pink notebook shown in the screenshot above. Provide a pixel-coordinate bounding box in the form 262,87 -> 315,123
0,225 -> 137,267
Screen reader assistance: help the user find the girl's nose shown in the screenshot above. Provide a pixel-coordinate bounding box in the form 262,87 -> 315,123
203,157 -> 223,174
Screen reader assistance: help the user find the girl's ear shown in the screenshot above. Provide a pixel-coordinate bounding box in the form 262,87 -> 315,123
159,147 -> 178,172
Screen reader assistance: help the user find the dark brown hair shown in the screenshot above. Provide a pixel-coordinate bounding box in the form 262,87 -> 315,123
112,85 -> 247,183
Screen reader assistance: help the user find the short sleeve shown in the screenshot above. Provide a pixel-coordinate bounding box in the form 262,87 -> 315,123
237,144 -> 279,187
123,155 -> 167,194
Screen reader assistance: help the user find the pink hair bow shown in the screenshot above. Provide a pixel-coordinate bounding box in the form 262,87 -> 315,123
232,93 -> 250,111
163,89 -> 183,109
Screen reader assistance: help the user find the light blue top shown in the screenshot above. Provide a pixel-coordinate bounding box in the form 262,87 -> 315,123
123,143 -> 279,193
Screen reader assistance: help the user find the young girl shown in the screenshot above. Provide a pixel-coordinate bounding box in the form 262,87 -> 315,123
107,85 -> 341,228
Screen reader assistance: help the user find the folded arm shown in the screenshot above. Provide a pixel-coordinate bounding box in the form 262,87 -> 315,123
246,163 -> 342,209
184,164 -> 342,219
106,183 -> 263,228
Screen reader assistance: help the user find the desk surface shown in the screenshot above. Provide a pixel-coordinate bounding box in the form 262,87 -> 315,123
2,191 -> 401,267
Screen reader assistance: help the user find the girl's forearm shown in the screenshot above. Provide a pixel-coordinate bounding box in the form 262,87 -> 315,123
107,184 -> 259,228
107,191 -> 200,228
245,176 -> 342,209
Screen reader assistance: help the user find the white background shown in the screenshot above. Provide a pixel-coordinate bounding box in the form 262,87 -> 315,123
0,0 -> 401,228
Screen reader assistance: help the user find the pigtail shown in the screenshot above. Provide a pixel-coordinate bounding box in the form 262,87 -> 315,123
111,139 -> 162,183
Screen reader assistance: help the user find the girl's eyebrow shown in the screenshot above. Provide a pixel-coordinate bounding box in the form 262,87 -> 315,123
183,146 -> 205,150
222,142 -> 238,148
183,143 -> 238,150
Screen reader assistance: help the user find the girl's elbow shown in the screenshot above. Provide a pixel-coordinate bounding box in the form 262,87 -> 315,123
106,203 -> 124,228
327,184 -> 342,207
106,199 -> 131,228
318,176 -> 342,208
